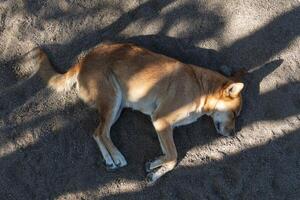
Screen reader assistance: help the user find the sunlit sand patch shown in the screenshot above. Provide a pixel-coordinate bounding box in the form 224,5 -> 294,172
180,115 -> 299,167
0,116 -> 67,158
98,179 -> 143,197
57,179 -> 143,199
56,191 -> 87,200
0,142 -> 16,158
0,129 -> 36,158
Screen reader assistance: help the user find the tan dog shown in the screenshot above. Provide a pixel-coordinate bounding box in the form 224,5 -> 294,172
35,43 -> 244,184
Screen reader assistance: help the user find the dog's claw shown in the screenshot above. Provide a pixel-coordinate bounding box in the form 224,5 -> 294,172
115,161 -> 121,167
104,162 -> 117,171
106,166 -> 117,171
115,160 -> 126,168
146,172 -> 153,182
112,152 -> 128,168
146,172 -> 156,186
145,161 -> 152,172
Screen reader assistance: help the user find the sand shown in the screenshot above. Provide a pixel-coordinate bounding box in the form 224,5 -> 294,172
0,0 -> 299,199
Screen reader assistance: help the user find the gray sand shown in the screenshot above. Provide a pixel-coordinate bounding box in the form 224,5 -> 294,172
0,0 -> 299,199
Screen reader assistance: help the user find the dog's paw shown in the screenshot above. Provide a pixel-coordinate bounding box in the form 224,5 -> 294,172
145,161 -> 152,172
102,158 -> 118,171
112,152 -> 127,168
100,153 -> 118,171
104,162 -> 118,171
144,156 -> 162,172
146,172 -> 157,186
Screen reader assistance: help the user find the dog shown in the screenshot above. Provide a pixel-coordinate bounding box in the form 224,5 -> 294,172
34,43 -> 244,185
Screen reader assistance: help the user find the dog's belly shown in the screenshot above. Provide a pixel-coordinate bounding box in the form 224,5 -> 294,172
125,100 -> 157,115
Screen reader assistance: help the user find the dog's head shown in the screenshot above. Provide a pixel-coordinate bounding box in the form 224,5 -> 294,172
206,81 -> 244,136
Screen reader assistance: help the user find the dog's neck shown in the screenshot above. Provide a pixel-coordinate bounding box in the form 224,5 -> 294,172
190,65 -> 229,115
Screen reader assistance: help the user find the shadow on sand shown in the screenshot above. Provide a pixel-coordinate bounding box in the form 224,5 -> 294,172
0,1 -> 299,199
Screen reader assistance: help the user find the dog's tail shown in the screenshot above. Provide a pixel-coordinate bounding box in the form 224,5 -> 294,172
22,47 -> 80,92
46,62 -> 80,92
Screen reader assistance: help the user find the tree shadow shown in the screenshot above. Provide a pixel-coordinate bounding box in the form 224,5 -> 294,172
0,101 -> 102,200
219,6 -> 300,69
0,40 -> 221,199
31,0 -> 224,69
103,127 -> 300,200
0,48 -> 55,123
118,34 -> 299,129
240,59 -> 300,129
0,1 -> 226,197
123,35 -> 221,70
0,1 -> 299,200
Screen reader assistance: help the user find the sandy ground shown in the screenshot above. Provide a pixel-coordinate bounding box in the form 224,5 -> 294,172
0,0 -> 299,199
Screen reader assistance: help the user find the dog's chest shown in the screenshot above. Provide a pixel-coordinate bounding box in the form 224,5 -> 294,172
174,111 -> 203,127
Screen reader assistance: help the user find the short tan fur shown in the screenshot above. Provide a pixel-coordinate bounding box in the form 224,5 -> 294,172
36,43 -> 244,185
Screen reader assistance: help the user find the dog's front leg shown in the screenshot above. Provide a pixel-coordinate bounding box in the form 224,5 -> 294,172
145,118 -> 177,185
93,120 -> 127,170
93,134 -> 116,170
92,76 -> 127,170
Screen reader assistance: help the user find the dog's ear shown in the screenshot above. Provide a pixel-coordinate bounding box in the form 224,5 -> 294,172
224,82 -> 244,98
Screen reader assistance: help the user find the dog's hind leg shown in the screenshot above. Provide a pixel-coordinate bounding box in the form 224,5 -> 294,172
93,133 -> 116,170
93,75 -> 127,170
